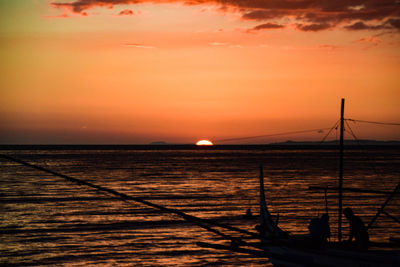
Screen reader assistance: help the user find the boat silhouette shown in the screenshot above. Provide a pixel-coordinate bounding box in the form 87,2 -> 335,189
256,99 -> 400,266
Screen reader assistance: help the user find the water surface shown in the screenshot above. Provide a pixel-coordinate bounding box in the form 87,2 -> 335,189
1,146 -> 399,266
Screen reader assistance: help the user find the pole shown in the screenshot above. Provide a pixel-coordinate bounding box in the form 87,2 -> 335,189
338,98 -> 345,242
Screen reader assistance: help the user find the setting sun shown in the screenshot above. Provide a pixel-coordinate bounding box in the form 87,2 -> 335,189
196,140 -> 213,146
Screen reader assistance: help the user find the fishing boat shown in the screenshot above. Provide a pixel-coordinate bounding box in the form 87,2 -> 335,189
256,99 -> 400,267
258,166 -> 400,267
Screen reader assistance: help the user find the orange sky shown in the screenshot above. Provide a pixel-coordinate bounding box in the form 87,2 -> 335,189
0,1 -> 399,144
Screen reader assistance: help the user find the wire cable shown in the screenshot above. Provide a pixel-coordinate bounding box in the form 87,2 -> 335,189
215,127 -> 333,143
320,120 -> 340,143
346,119 -> 400,126
0,154 -> 262,243
344,120 -> 382,178
343,121 -> 400,229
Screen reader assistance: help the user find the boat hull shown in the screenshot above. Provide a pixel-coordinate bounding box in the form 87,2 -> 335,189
265,245 -> 400,267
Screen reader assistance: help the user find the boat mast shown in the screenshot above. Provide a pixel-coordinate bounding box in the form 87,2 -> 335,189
338,98 -> 345,242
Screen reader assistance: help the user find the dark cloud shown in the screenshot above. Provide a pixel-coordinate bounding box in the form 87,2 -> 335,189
119,9 -> 134,16
52,0 -> 139,13
388,18 -> 400,29
242,10 -> 286,20
297,23 -> 332,32
51,0 -> 400,32
344,21 -> 388,31
252,22 -> 285,31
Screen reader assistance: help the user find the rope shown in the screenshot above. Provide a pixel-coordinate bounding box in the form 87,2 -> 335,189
215,127 -> 333,143
344,121 -> 400,229
346,119 -> 400,126
252,120 -> 340,218
319,120 -> 340,143
368,183 -> 400,230
0,154 -> 262,244
344,120 -> 383,180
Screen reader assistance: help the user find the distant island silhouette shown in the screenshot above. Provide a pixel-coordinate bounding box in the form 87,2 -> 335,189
149,141 -> 167,145
270,140 -> 400,146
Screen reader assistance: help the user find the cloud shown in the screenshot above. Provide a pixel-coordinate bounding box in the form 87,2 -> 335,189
344,21 -> 388,31
251,22 -> 285,31
118,9 -> 134,16
50,0 -> 400,32
122,43 -> 156,49
228,44 -> 242,48
209,42 -> 242,48
354,35 -> 383,48
209,42 -> 229,46
387,18 -> 400,29
242,10 -> 285,21
51,0 -> 138,14
318,44 -> 340,50
45,13 -> 70,19
355,36 -> 382,45
296,23 -> 332,32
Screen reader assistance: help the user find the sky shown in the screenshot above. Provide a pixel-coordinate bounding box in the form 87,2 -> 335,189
0,0 -> 399,144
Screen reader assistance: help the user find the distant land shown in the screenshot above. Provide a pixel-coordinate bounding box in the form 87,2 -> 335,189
269,140 -> 400,146
149,141 -> 167,145
0,140 -> 399,150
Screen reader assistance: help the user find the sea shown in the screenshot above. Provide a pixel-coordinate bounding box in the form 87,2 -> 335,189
1,145 -> 399,266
